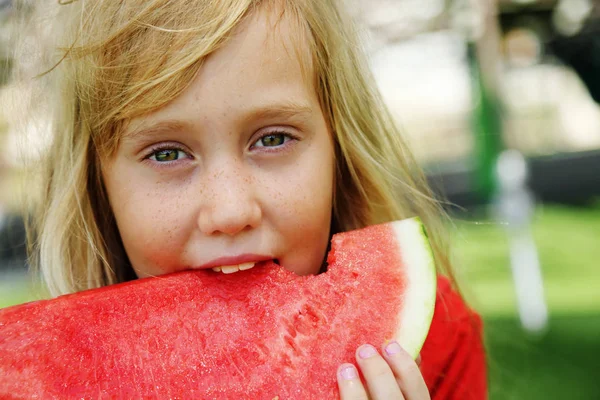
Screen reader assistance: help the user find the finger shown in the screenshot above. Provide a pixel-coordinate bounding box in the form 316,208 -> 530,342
415,353 -> 422,368
382,341 -> 430,400
337,363 -> 369,400
355,344 -> 404,400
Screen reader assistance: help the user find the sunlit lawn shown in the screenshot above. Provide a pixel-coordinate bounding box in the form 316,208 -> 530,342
1,204 -> 599,399
454,203 -> 600,316
452,204 -> 600,400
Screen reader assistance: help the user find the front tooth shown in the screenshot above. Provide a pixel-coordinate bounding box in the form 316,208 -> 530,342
238,262 -> 256,271
212,267 -> 222,272
221,265 -> 240,274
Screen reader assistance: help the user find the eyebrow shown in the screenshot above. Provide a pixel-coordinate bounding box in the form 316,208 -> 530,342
244,102 -> 313,122
123,101 -> 314,140
123,120 -> 190,140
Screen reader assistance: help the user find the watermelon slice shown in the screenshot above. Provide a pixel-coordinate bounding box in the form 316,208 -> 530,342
0,218 -> 436,399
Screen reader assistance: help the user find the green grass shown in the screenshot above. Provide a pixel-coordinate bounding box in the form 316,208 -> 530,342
452,204 -> 600,316
1,204 -> 599,399
486,315 -> 600,400
0,274 -> 43,309
450,204 -> 600,400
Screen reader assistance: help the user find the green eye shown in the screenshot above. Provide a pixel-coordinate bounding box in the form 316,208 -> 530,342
256,134 -> 286,147
150,149 -> 186,162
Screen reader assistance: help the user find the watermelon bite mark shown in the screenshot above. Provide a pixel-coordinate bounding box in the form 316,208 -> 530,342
0,218 -> 436,399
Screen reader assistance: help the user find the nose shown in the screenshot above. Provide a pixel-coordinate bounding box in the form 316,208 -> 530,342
197,162 -> 262,236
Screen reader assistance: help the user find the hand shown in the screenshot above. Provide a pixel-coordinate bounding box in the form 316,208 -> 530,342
336,341 -> 430,400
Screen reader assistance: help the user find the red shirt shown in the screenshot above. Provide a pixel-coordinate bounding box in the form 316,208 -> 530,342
420,277 -> 488,399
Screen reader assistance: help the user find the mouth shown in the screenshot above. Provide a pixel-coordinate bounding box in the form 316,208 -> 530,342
209,259 -> 280,274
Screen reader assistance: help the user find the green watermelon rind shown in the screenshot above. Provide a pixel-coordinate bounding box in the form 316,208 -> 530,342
390,217 -> 437,359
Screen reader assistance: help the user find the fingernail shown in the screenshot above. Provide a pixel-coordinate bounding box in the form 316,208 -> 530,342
358,344 -> 377,359
339,364 -> 358,380
385,341 -> 402,356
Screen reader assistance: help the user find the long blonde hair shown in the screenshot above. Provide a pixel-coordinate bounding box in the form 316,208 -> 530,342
25,0 -> 454,296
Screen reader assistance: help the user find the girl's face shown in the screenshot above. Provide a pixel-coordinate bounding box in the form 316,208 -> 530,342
102,8 -> 335,278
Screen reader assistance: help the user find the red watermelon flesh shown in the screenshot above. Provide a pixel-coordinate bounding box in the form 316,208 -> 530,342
0,218 -> 436,399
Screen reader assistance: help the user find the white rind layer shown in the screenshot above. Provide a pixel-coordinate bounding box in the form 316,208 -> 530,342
391,218 -> 437,359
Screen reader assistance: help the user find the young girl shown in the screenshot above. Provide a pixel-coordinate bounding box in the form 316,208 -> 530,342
23,0 -> 487,398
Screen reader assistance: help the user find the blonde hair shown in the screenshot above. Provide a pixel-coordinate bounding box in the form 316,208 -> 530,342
25,0 -> 455,296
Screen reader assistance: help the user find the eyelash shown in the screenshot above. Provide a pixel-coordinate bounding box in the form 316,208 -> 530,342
143,144 -> 191,166
142,131 -> 297,166
251,130 -> 297,150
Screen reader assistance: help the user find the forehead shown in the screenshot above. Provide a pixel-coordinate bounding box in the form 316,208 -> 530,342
124,4 -> 317,135
198,5 -> 314,99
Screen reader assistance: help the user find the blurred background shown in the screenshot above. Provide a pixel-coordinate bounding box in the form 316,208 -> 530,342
1,0 -> 599,398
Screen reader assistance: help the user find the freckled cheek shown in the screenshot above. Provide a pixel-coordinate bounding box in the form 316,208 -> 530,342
265,157 -> 334,233
113,187 -> 193,267
268,160 -> 333,275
